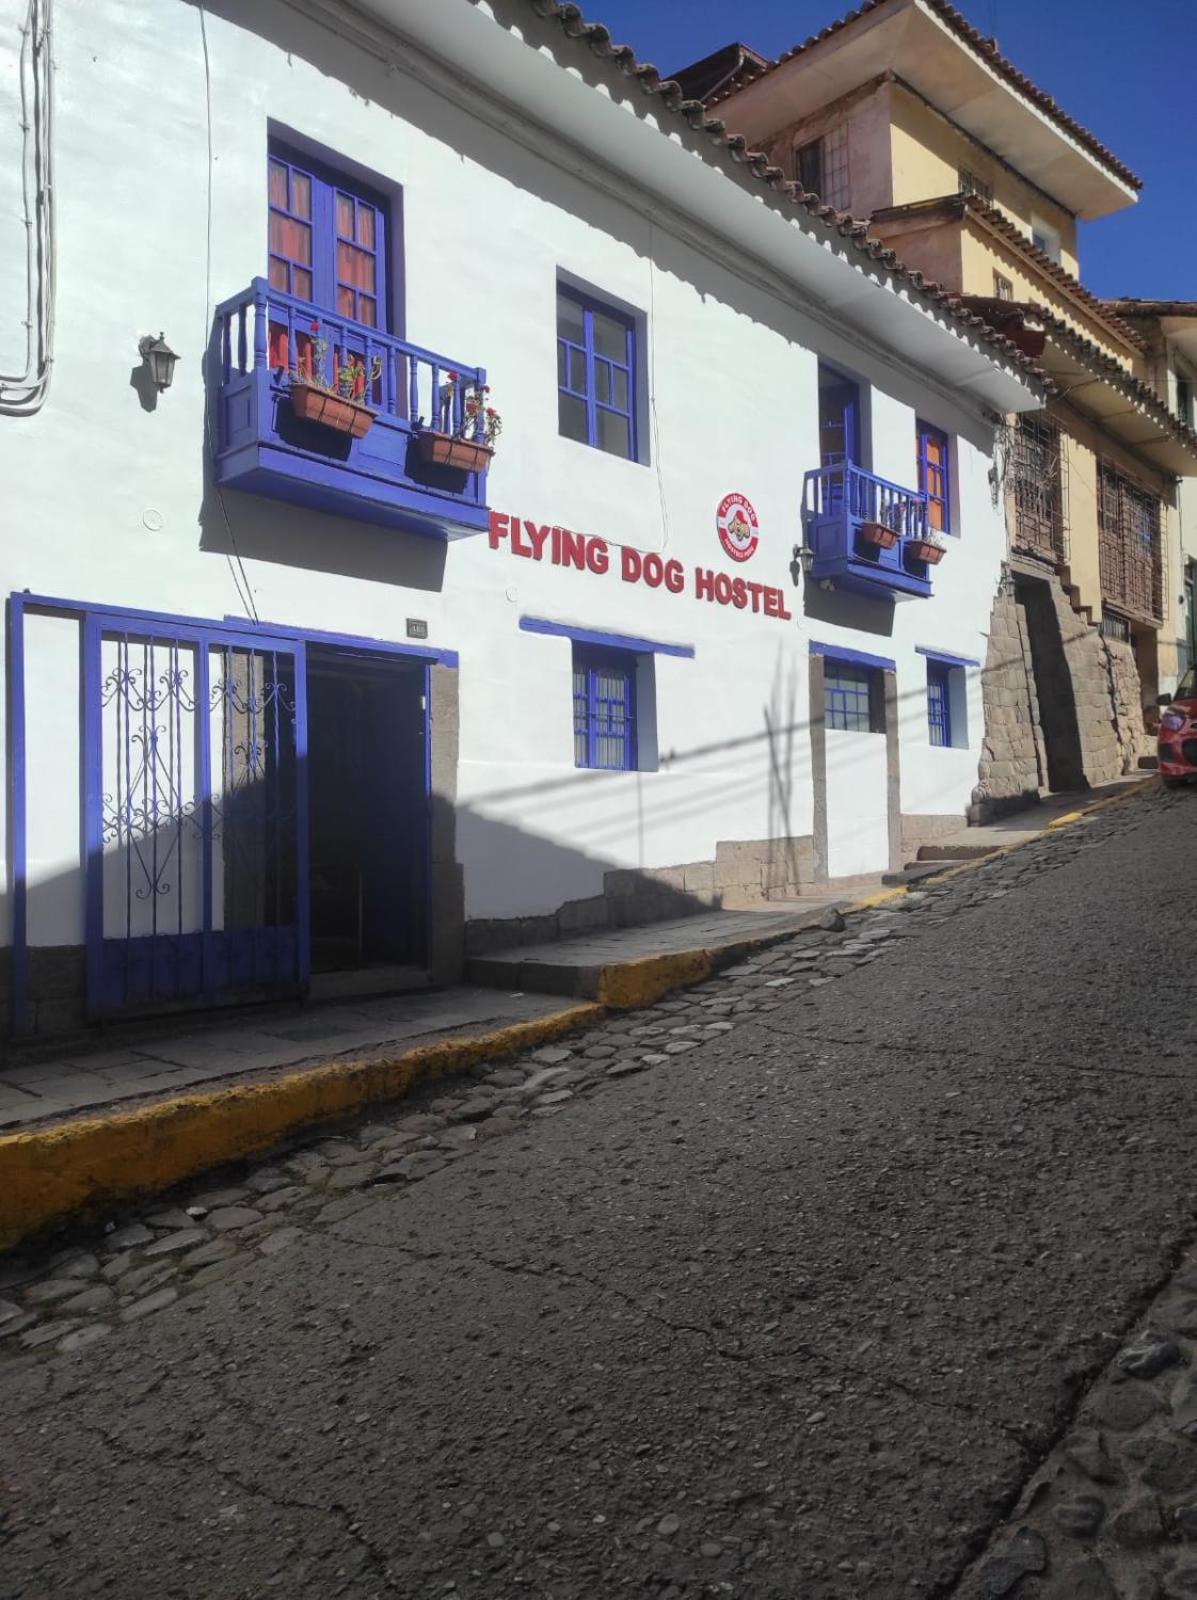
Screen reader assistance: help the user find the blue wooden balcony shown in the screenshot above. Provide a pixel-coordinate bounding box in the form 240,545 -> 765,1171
213,279 -> 490,538
802,464 -> 933,600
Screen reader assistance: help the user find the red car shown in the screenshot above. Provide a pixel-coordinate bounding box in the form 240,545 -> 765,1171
1159,667 -> 1197,787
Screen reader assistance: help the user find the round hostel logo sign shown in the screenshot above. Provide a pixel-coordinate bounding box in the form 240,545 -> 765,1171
716,492 -> 759,563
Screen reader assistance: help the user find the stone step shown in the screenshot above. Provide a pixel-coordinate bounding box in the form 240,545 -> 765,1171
916,841 -> 1001,862
882,863 -> 953,886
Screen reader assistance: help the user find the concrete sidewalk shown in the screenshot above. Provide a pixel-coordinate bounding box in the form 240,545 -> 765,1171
0,897 -> 877,1135
911,774 -> 1150,863
1,779 -> 1148,1137
0,988 -> 572,1133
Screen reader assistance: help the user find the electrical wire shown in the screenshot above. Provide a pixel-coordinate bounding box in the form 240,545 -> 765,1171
0,0 -> 55,416
646,220 -> 672,557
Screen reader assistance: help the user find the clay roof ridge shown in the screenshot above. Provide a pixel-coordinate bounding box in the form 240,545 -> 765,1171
1102,299 -> 1197,319
524,1 -> 1050,392
703,0 -> 1141,193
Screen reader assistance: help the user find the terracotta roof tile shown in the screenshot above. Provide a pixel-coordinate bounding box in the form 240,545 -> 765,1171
704,0 -> 1141,193
524,0 -> 1049,391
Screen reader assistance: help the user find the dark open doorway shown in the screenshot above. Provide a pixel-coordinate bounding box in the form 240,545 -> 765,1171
306,647 -> 428,984
1015,574 -> 1085,793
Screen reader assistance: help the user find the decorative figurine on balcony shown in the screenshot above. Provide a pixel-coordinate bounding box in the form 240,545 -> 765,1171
287,325 -> 383,439
417,370 -> 501,474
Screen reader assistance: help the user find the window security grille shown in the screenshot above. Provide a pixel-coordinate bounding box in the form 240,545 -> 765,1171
1097,462 -> 1162,623
959,168 -> 992,203
1010,415 -> 1066,562
926,662 -> 952,747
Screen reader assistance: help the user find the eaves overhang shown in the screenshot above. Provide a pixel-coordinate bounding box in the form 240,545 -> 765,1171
340,0 -> 1047,416
966,298 -> 1197,477
710,0 -> 1138,221
1104,302 -> 1197,369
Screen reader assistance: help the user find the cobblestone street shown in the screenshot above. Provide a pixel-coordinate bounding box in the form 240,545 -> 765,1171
3,786 -> 1197,1597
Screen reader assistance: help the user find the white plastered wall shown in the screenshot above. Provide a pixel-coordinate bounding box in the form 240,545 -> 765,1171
0,0 -> 1010,944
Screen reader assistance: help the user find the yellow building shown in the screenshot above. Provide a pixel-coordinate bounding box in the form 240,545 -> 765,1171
678,0 -> 1197,806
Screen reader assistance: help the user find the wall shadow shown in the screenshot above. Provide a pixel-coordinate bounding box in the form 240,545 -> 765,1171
6,636 -> 1059,1050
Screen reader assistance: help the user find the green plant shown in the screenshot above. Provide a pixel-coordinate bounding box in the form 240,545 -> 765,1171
439,371 -> 502,447
294,322 -> 381,403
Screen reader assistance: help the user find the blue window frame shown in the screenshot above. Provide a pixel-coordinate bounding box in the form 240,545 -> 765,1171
917,420 -> 951,535
573,645 -> 637,769
823,659 -> 882,733
926,660 -> 952,747
557,285 -> 637,461
268,142 -> 387,329
819,365 -> 860,468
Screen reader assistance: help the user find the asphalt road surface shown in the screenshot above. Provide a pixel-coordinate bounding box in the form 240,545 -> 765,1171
3,785 -> 1196,1599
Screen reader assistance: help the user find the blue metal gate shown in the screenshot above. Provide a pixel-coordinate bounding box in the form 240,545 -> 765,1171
82,615 -> 309,1016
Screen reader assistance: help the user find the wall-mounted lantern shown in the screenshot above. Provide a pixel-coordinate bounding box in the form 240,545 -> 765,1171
138,332 -> 180,393
791,542 -> 815,586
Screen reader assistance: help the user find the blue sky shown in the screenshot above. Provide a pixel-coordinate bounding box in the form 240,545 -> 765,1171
580,0 -> 1197,299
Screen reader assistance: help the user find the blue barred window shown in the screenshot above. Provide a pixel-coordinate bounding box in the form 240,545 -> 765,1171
824,659 -> 881,733
573,646 -> 637,770
557,285 -> 637,461
927,661 -> 952,747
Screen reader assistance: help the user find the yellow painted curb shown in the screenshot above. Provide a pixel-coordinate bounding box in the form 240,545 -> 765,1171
844,886 -> 909,912
0,1002 -> 602,1254
881,777 -> 1158,889
597,948 -> 716,1009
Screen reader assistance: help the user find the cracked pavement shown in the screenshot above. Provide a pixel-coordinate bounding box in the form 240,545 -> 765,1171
3,786 -> 1197,1598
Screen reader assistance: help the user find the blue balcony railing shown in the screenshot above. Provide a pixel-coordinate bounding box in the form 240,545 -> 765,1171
213,279 -> 491,538
802,463 -> 934,600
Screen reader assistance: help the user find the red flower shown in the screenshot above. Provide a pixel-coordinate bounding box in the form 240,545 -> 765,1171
485,407 -> 496,416
446,370 -> 458,382
309,321 -> 319,333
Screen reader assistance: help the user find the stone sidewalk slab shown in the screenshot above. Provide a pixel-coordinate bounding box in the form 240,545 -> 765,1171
0,988 -> 569,1132
466,891 -> 881,1000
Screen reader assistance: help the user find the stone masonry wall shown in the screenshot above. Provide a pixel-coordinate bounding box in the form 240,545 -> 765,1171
1050,580 -> 1125,788
973,572 -> 1148,821
1103,636 -> 1151,773
974,586 -> 1043,815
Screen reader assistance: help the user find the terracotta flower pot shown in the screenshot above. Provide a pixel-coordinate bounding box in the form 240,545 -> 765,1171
907,539 -> 946,566
289,383 -> 375,440
417,431 -> 494,473
858,520 -> 899,550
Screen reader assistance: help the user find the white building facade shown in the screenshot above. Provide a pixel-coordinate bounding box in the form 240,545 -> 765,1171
0,0 -> 1044,1035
